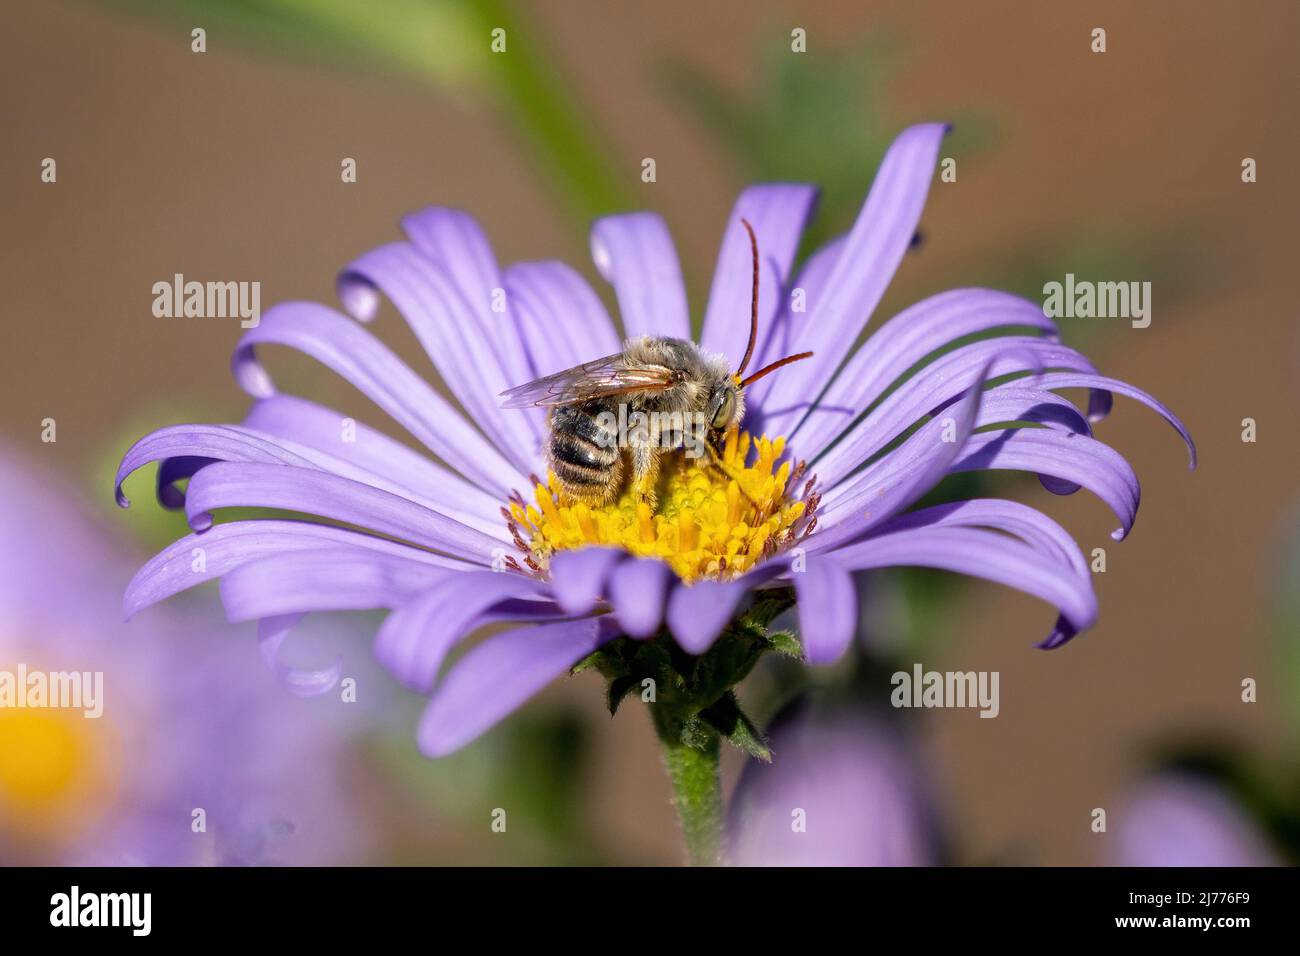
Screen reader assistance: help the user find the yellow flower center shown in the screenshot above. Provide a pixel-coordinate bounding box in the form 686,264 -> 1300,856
506,431 -> 817,583
0,668 -> 120,848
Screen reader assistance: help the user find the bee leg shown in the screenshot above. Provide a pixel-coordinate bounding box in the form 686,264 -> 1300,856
629,443 -> 660,511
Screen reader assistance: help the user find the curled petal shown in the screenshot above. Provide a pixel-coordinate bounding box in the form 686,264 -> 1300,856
951,428 -> 1141,541
117,421 -> 504,538
813,336 -> 1093,488
832,526 -> 1098,644
242,395 -> 502,525
794,288 -> 1061,456
875,498 -> 1090,579
258,613 -> 342,699
123,520 -> 464,620
183,461 -> 506,562
1030,371 -> 1196,469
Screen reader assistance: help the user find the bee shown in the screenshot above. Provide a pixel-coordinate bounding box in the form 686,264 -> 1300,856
499,220 -> 813,507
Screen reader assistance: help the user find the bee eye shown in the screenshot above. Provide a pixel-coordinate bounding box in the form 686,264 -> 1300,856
711,390 -> 735,429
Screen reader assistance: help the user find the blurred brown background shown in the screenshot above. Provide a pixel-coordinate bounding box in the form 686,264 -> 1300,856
1,0 -> 1297,864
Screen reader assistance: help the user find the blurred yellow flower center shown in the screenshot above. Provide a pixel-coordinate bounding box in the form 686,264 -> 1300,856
510,431 -> 809,583
0,662 -> 118,846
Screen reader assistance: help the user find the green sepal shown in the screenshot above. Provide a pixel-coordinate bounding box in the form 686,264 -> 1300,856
762,629 -> 804,660
606,675 -> 639,716
700,691 -> 771,762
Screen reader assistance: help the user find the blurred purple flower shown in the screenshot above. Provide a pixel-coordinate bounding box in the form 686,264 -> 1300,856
728,705 -> 941,866
116,123 -> 1194,757
0,450 -> 372,865
1109,774 -> 1281,867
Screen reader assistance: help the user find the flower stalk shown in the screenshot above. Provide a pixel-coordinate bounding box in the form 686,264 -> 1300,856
574,589 -> 797,864
651,706 -> 724,866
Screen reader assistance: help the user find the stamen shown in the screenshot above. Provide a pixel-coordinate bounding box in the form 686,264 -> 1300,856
506,431 -> 816,584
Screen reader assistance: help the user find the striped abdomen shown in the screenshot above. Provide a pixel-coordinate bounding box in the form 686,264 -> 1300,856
548,403 -> 622,503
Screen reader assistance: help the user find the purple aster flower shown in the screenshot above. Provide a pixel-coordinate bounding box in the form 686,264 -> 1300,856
0,449 -> 372,865
1108,774 -> 1282,867
116,123 -> 1193,862
727,704 -> 942,866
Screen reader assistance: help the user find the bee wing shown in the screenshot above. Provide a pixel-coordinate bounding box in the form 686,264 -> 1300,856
499,353 -> 678,408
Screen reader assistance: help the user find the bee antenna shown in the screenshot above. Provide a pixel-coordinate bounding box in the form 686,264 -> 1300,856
736,218 -> 760,377
738,351 -> 814,389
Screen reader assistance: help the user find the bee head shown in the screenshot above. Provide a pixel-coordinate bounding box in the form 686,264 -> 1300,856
707,380 -> 742,434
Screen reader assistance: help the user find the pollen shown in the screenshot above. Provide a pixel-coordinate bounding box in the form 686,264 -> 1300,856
505,431 -> 820,583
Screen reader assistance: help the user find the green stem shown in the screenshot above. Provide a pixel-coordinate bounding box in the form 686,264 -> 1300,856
651,707 -> 724,866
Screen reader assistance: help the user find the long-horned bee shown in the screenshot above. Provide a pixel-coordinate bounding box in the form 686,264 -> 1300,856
499,221 -> 813,507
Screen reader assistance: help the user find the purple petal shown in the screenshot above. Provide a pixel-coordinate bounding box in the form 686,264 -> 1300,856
792,289 -> 1061,457
548,547 -> 624,615
258,614 -> 343,698
745,234 -> 846,414
242,395 -> 502,525
876,498 -> 1089,578
813,336 -> 1094,489
665,578 -> 749,654
809,360 -> 993,553
505,261 -> 622,377
220,548 -> 451,621
663,561 -> 791,655
607,557 -> 673,638
232,301 -> 525,494
831,525 -> 1098,641
590,213 -> 690,340
116,424 -> 311,509
1110,774 -> 1282,867
374,571 -> 551,692
728,707 -> 940,866
951,428 -> 1140,541
399,207 -> 536,397
1028,371 -> 1197,469
183,461 -> 505,561
417,617 -> 619,757
759,123 -> 949,436
123,520 -> 465,620
699,184 -> 819,367
338,241 -> 543,470
116,421 -> 505,538
793,559 -> 857,664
